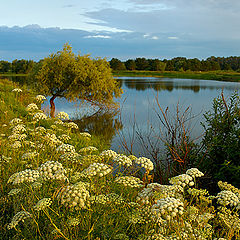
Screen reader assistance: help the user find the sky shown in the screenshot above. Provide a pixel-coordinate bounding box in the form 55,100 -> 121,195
1,0 -> 240,61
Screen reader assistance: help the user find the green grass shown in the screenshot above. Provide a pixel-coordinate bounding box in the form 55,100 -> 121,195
113,70 -> 240,82
0,78 -> 240,239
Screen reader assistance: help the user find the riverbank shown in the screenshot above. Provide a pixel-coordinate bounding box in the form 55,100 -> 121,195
113,70 -> 240,82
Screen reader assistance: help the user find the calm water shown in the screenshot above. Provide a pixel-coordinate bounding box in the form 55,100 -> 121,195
42,77 -> 240,157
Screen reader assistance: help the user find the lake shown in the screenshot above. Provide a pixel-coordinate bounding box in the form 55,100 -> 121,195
41,77 -> 240,157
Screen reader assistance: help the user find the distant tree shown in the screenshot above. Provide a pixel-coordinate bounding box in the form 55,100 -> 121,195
148,59 -> 166,71
125,59 -> 136,70
135,58 -> 149,70
110,58 -> 126,70
0,60 -> 11,73
12,59 -> 34,74
36,43 -> 122,117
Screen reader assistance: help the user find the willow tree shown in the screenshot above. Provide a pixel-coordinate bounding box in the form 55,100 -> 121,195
36,43 -> 122,117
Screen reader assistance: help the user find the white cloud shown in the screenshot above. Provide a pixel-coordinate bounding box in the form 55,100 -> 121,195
168,36 -> 179,40
84,35 -> 111,39
151,36 -> 159,40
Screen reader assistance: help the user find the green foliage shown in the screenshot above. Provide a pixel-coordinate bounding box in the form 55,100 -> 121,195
36,43 -> 122,109
200,92 -> 240,187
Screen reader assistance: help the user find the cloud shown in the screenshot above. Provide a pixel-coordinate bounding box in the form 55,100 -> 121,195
62,4 -> 75,8
84,35 -> 111,39
168,37 -> 179,40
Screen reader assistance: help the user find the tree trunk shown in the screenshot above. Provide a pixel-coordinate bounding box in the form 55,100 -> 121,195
50,95 -> 57,118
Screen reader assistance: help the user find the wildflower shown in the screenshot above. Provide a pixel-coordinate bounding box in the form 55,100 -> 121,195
8,169 -> 40,185
12,124 -> 26,134
65,122 -> 78,129
151,197 -> 184,221
12,88 -> 22,93
0,155 -> 12,163
35,126 -> 46,134
67,217 -> 80,227
100,149 -> 118,159
31,181 -> 42,189
35,95 -> 46,102
11,141 -> 22,149
216,190 -> 239,207
113,154 -> 132,167
2,124 -> 8,127
79,132 -> 91,138
38,161 -> 68,181
56,144 -> 76,153
43,133 -> 62,147
22,151 -> 39,160
58,134 -> 71,142
56,111 -> 69,120
8,133 -> 27,142
81,163 -> 112,178
7,211 -> 31,229
57,184 -> 90,209
60,152 -> 81,163
115,176 -> 144,188
169,174 -> 194,188
79,146 -> 98,154
9,118 -> 22,126
186,168 -> 204,178
135,157 -> 154,171
33,112 -> 48,121
26,103 -> 38,112
218,181 -> 240,199
54,119 -> 64,125
8,188 -> 22,196
34,198 -> 52,211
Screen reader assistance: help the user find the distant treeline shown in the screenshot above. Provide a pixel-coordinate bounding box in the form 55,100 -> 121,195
0,59 -> 34,74
110,56 -> 240,72
2,56 -> 240,74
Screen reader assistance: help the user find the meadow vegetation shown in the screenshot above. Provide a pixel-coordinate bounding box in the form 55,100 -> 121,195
1,78 -> 240,240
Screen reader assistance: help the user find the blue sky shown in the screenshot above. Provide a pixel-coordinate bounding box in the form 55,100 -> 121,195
1,0 -> 240,61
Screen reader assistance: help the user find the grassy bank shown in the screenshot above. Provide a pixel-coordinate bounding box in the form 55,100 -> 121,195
113,70 -> 240,82
1,78 -> 240,239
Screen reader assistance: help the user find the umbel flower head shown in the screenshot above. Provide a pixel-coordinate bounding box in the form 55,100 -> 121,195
8,169 -> 40,185
57,184 -> 90,209
26,103 -> 39,112
35,95 -> 46,103
81,163 -> 112,178
33,112 -> 48,121
12,88 -> 22,93
56,143 -> 76,153
34,198 -> 52,211
115,176 -> 144,188
113,154 -> 132,167
38,161 -> 68,181
134,157 -> 154,171
56,111 -> 69,120
7,211 -> 31,229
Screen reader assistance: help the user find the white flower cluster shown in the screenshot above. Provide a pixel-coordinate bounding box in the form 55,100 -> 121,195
57,184 -> 90,209
38,161 -> 68,181
12,88 -> 22,93
8,188 -> 22,196
196,213 -> 215,225
12,124 -> 26,134
169,174 -> 194,188
115,176 -> 144,188
60,152 -> 81,163
43,133 -> 62,147
22,151 -> 39,160
26,103 -> 39,112
58,134 -> 71,142
11,141 -> 21,149
151,197 -> 184,221
135,157 -> 154,171
9,118 -> 22,126
8,169 -> 40,185
34,198 -> 52,211
67,217 -> 80,227
7,211 -> 31,229
186,168 -> 204,178
65,122 -> 78,129
35,126 -> 46,133
56,111 -> 69,120
216,190 -> 239,207
82,163 -> 112,177
35,95 -> 46,102
54,119 -> 64,125
79,146 -> 98,154
100,149 -> 118,159
8,133 -> 27,142
33,112 -> 48,121
56,143 -> 76,153
79,132 -> 91,138
187,188 -> 208,197
113,154 -> 132,167
218,181 -> 240,199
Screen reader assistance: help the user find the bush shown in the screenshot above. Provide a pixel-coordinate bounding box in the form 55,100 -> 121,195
200,91 -> 240,187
